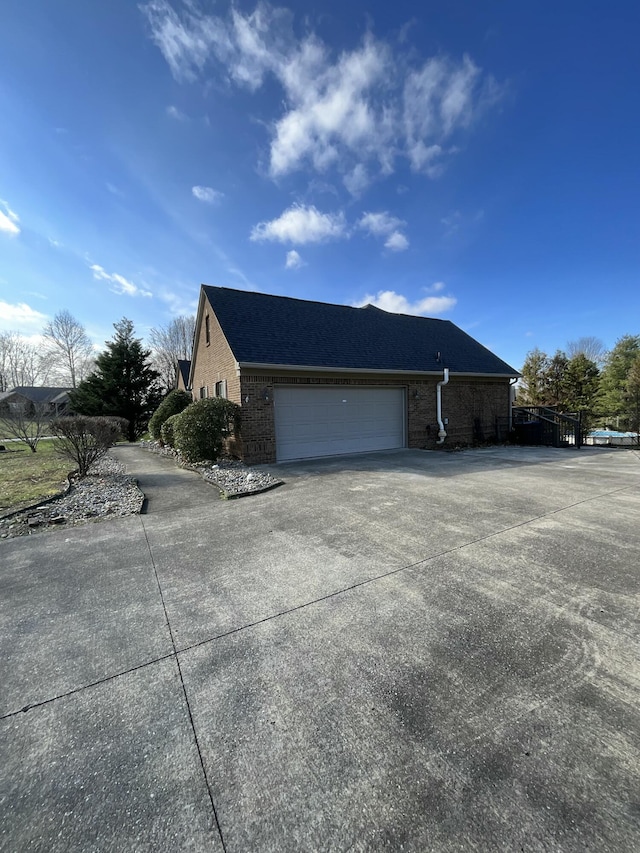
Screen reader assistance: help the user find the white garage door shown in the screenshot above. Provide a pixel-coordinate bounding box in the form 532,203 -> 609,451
274,386 -> 406,462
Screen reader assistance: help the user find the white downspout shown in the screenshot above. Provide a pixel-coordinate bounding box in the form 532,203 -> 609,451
509,378 -> 518,431
436,368 -> 450,444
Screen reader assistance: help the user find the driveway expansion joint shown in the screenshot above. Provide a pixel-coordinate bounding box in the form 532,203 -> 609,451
141,517 -> 228,853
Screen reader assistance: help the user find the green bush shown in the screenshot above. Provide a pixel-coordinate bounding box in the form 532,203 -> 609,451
160,412 -> 181,448
173,398 -> 241,463
148,390 -> 193,442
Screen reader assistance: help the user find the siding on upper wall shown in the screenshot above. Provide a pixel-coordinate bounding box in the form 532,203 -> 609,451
190,297 -> 241,403
235,369 -> 512,464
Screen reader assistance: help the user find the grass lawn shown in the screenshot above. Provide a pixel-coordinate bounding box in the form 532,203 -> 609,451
0,439 -> 75,514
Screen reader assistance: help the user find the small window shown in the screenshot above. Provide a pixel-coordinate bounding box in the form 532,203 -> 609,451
199,386 -> 208,399
215,380 -> 227,398
205,315 -> 210,345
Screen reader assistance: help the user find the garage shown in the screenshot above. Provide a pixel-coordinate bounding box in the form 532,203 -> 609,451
274,386 -> 406,462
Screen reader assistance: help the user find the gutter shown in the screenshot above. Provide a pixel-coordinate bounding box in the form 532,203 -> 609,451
237,362 -> 519,379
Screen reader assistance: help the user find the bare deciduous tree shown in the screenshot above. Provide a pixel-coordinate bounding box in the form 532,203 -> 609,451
42,310 -> 94,388
0,331 -> 51,390
566,336 -> 606,365
148,315 -> 195,391
0,399 -> 50,452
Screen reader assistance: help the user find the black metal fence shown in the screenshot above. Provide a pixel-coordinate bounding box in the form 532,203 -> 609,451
511,406 -> 582,448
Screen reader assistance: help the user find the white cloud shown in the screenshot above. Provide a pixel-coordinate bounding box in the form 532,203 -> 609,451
358,211 -> 403,237
403,55 -> 482,173
251,204 -> 346,244
166,104 -> 187,120
0,199 -> 20,236
285,250 -> 304,270
141,0 -> 214,82
142,2 -> 502,184
441,210 -> 461,236
358,211 -> 409,251
384,231 -> 409,252
355,289 -> 456,316
192,185 -> 224,203
343,164 -> 369,197
0,300 -> 47,329
268,34 -> 393,178
90,264 -> 152,298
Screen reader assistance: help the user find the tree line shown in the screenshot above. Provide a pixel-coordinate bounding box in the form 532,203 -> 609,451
518,335 -> 640,433
0,310 -> 194,393
1,312 -> 195,448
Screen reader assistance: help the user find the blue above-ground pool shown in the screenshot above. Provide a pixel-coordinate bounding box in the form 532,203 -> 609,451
588,430 -> 639,446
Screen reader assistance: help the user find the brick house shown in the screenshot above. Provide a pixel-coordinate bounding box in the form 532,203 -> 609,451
189,285 -> 519,464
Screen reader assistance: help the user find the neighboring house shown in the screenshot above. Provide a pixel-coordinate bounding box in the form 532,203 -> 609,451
176,359 -> 191,392
0,386 -> 72,419
189,285 -> 520,464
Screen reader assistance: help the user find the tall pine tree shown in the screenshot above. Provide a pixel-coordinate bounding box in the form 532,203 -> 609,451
518,348 -> 549,405
69,318 -> 162,441
599,335 -> 640,428
563,354 -> 600,432
624,355 -> 640,440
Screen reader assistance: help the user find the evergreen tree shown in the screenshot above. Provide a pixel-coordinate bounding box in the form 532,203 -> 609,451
563,354 -> 600,409
544,350 -> 569,406
69,318 -> 162,441
623,355 -> 640,441
599,335 -> 640,427
518,348 -> 549,405
563,353 -> 600,433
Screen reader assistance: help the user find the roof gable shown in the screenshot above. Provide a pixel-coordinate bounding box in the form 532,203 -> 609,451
177,359 -> 191,387
201,286 -> 518,376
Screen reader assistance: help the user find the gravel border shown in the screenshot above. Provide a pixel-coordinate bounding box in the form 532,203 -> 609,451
0,443 -> 284,541
138,440 -> 284,498
0,455 -> 144,540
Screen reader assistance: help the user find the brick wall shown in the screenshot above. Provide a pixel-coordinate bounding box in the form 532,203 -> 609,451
406,377 -> 510,449
189,302 -> 240,404
234,371 -> 511,464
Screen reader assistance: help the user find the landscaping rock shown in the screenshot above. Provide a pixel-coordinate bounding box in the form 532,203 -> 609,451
0,455 -> 144,540
139,440 -> 282,497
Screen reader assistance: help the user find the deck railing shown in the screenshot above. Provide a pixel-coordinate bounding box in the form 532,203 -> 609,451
511,406 -> 582,448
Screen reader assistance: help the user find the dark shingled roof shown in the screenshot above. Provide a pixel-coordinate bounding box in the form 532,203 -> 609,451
202,286 -> 518,376
0,386 -> 71,403
177,359 -> 191,387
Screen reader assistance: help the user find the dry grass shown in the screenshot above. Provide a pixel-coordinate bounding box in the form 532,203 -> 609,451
0,439 -> 75,514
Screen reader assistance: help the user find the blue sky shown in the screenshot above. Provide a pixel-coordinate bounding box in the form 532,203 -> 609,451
1,0 -> 638,371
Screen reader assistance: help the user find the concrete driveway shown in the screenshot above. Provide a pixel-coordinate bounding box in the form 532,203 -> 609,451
1,444 -> 639,852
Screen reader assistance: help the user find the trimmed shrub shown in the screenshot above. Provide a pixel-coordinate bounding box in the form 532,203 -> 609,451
160,412 -> 181,448
51,416 -> 128,478
173,398 -> 241,463
148,390 -> 193,442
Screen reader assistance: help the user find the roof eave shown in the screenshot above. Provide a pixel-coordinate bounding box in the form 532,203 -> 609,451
237,362 -> 520,378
